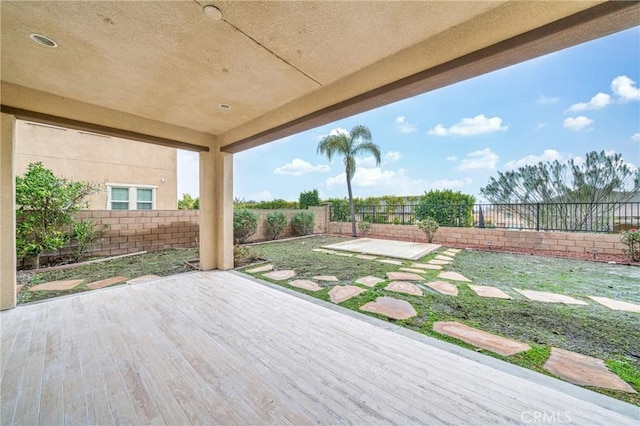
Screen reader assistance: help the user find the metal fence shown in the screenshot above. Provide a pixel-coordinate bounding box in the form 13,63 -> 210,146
329,202 -> 640,233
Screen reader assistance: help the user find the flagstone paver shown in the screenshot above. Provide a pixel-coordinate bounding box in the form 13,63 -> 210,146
411,263 -> 442,270
387,272 -> 425,281
377,259 -> 403,265
442,251 -> 458,257
360,297 -> 417,320
355,276 -> 385,287
437,271 -> 472,282
588,296 -> 640,313
312,248 -> 336,254
544,347 -> 636,393
386,281 -> 423,296
328,285 -> 365,303
428,259 -> 451,265
128,275 -> 161,285
433,321 -> 531,356
246,264 -> 274,273
514,289 -> 588,305
447,248 -> 462,253
399,267 -> 429,274
263,270 -> 296,281
469,285 -> 511,299
87,276 -> 128,290
423,281 -> 458,296
16,284 -> 24,293
313,275 -> 339,282
289,280 -> 323,292
332,252 -> 353,257
435,255 -> 455,261
356,254 -> 377,260
29,279 -> 84,292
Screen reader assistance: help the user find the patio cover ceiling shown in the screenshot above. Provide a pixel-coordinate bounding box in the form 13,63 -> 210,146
1,1 -> 638,153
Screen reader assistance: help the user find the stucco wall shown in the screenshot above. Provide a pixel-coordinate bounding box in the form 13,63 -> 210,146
15,120 -> 177,210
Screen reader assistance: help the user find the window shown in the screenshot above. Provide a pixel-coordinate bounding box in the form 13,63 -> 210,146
107,184 -> 156,210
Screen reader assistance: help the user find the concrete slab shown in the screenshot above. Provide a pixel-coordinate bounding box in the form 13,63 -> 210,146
263,270 -> 296,281
435,255 -> 455,261
386,281 -> 423,296
313,275 -> 339,282
423,281 -> 458,296
128,275 -> 161,285
246,264 -> 274,273
328,285 -> 365,303
588,296 -> 640,313
360,297 -> 417,320
289,280 -> 323,292
434,321 -> 531,356
469,285 -> 512,300
29,279 -> 84,292
87,276 -> 128,290
428,259 -> 451,265
411,263 -> 442,270
323,238 -> 440,260
438,272 -> 471,282
355,276 -> 385,287
400,267 -> 430,274
355,254 -> 377,260
377,259 -> 403,265
514,289 -> 588,305
387,272 -> 425,281
544,348 -> 636,393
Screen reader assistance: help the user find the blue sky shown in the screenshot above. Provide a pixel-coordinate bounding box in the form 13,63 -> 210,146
178,26 -> 640,203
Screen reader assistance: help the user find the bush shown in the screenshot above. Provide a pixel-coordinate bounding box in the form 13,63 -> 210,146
415,189 -> 475,227
292,211 -> 315,236
326,198 -> 350,222
417,217 -> 439,243
621,229 -> 640,262
265,212 -> 288,240
241,199 -> 299,209
69,220 -> 108,261
234,245 -> 259,266
233,209 -> 258,244
299,189 -> 321,210
358,221 -> 372,237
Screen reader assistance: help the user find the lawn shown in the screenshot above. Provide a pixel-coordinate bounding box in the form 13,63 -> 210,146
243,235 -> 640,405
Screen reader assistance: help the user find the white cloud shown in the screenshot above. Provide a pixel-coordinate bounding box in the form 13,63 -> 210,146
394,116 -> 418,133
504,149 -> 569,169
611,75 -> 640,102
325,167 -> 428,195
567,92 -> 611,112
428,114 -> 508,136
536,95 -> 560,105
246,190 -> 273,202
563,116 -> 593,131
535,123 -> 546,130
273,158 -> 330,176
631,132 -> 640,142
457,148 -> 499,171
356,156 -> 378,167
446,156 -> 458,162
430,178 -> 472,190
384,151 -> 402,162
314,127 -> 349,141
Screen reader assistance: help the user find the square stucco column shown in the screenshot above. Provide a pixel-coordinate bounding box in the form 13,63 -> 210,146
1,113 -> 17,310
199,149 -> 233,270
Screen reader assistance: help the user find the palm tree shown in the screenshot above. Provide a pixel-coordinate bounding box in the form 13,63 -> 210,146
317,125 -> 381,237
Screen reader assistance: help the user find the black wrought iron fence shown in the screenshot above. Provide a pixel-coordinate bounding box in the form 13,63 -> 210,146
329,202 -> 640,233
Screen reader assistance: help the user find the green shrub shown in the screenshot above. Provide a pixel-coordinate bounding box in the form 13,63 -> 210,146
265,212 -> 288,240
326,198 -> 350,222
621,229 -> 640,262
233,209 -> 258,244
234,245 -> 259,266
69,220 -> 108,261
358,221 -> 372,237
299,189 -> 321,209
416,217 -> 439,243
241,199 -> 299,209
292,211 -> 315,236
415,189 -> 475,227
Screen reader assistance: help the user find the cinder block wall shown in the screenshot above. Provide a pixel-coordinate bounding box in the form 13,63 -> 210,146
329,222 -> 627,255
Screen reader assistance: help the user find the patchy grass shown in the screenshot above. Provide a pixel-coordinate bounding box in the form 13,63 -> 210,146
19,249 -> 197,304
245,236 -> 640,405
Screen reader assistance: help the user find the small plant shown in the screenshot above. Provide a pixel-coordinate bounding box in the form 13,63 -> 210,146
234,245 -> 259,266
621,229 -> 640,261
417,216 -> 439,243
292,211 -> 315,236
265,212 -> 288,240
69,220 -> 108,261
233,209 -> 258,244
358,221 -> 372,237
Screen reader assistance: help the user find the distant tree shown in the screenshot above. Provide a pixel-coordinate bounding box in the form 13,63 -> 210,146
299,189 -> 321,209
178,193 -> 199,210
317,125 -> 381,237
415,189 -> 476,227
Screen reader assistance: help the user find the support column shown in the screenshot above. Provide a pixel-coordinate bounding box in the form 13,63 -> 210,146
1,113 -> 17,310
199,148 -> 233,271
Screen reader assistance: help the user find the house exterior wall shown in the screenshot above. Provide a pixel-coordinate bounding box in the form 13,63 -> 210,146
15,120 -> 177,210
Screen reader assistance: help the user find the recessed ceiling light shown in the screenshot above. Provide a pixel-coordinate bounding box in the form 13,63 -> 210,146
203,5 -> 222,20
219,103 -> 231,110
29,33 -> 57,48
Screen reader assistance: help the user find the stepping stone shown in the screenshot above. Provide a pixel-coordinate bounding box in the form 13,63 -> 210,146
442,251 -> 458,257
128,275 -> 161,285
438,271 -> 471,282
377,259 -> 403,265
289,280 -> 322,292
411,263 -> 442,270
435,255 -> 455,261
387,272 -> 424,281
87,276 -> 128,290
386,281 -> 423,296
246,264 -> 274,273
469,285 -> 511,299
29,279 -> 84,292
446,248 -> 462,253
312,248 -> 335,254
332,252 -> 353,257
544,348 -> 636,393
423,281 -> 458,296
263,270 -> 296,281
433,321 -> 531,356
360,297 -> 417,320
356,254 -> 377,260
16,284 -> 24,293
355,276 -> 385,287
400,267 -> 429,274
428,259 -> 451,265
588,296 -> 640,313
514,289 -> 588,305
328,285 -> 365,303
313,275 -> 339,282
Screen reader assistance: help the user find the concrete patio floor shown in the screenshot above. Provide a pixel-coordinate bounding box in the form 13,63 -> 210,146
323,237 -> 440,260
1,271 -> 637,425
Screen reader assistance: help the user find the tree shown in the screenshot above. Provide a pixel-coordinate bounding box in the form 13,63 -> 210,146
299,189 -> 321,209
415,189 -> 476,227
16,162 -> 98,268
317,125 -> 381,237
480,150 -> 640,231
178,193 -> 199,210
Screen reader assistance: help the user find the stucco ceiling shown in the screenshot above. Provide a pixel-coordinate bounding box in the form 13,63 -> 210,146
1,1 -> 638,152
